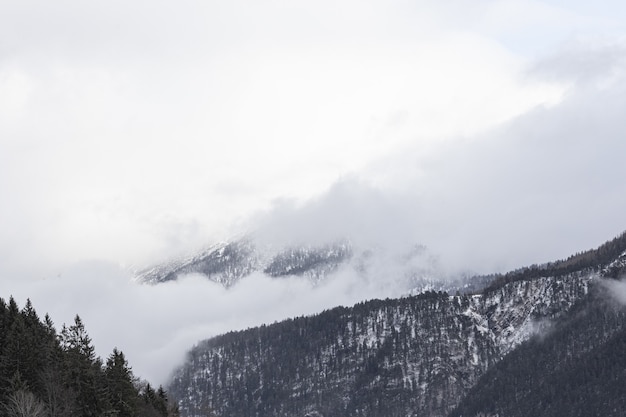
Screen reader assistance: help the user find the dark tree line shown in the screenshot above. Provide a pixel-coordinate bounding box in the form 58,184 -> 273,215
482,231 -> 626,293
0,296 -> 179,417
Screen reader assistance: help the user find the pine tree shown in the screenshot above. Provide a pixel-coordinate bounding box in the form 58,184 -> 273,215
105,348 -> 137,417
0,313 -> 28,397
0,297 -> 177,417
39,313 -> 77,417
154,386 -> 169,417
61,315 -> 96,361
60,315 -> 109,417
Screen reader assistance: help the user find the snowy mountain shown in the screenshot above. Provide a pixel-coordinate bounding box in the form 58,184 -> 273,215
167,232 -> 626,417
135,239 -> 262,287
134,237 -> 484,294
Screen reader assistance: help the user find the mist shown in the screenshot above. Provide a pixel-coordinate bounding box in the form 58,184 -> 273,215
6,56 -> 626,384
2,0 -> 626,391
250,44 -> 626,275
1,252 -> 426,386
603,277 -> 626,306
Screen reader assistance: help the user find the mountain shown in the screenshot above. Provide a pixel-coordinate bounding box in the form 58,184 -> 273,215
135,239 -> 264,287
134,237 -> 489,294
135,238 -> 352,287
167,232 -> 626,417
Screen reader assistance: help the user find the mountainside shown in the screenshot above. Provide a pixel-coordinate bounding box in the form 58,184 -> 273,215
450,281 -> 626,417
167,232 -> 626,417
168,271 -> 595,417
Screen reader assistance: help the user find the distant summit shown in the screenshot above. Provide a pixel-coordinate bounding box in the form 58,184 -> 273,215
134,237 -> 352,287
134,236 -> 489,295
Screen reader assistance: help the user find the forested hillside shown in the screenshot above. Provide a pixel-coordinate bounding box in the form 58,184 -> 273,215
481,231 -> 626,292
0,297 -> 177,417
169,271 -> 593,417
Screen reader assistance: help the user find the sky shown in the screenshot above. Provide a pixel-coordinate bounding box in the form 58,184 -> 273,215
2,0 -> 626,384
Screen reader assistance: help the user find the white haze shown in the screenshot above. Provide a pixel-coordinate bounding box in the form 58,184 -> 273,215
0,0 -> 575,273
604,279 -> 626,306
2,0 -> 626,388
1,259 -> 420,385
4,50 -> 626,385
253,42 -> 626,275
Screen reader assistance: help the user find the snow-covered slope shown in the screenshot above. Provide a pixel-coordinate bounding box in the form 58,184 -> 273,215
134,238 -> 354,287
135,239 -> 262,287
133,237 -> 477,294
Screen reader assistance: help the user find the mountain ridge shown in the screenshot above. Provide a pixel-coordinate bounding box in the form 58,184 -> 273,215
133,237 -> 488,296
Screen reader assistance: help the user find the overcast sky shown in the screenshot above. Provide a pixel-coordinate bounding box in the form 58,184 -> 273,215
2,0 -> 626,384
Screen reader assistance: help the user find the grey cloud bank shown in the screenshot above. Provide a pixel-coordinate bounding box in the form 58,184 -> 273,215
4,39 -> 626,386
2,0 -> 626,389
252,42 -> 626,275
0,0 -> 574,272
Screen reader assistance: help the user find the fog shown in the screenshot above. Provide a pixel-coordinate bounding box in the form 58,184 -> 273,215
1,258 -> 422,385
3,0 -> 626,388
4,51 -> 626,384
0,0 -> 572,273
604,276 -> 626,306
252,44 -> 626,274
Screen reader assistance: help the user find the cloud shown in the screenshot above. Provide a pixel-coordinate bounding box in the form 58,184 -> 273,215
2,0 -> 626,391
0,0 -> 566,273
601,277 -> 626,306
1,254 -> 422,386
529,38 -> 626,87
249,178 -> 420,250
247,38 -> 626,276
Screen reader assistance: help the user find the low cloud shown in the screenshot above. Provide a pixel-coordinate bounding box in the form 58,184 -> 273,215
2,4 -> 626,393
3,55 -> 626,388
245,39 -> 626,276
602,277 -> 626,306
1,255 -> 423,386
250,178 -> 421,251
249,63 -> 626,274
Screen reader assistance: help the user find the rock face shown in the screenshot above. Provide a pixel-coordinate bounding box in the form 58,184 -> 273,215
136,239 -> 262,287
262,242 -> 352,283
134,239 -> 354,287
166,232 -> 626,417
450,281 -> 626,417
133,238 -> 478,293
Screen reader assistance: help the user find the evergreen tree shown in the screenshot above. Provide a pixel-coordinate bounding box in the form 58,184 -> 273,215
61,315 -> 109,417
105,348 -> 137,417
0,313 -> 28,397
61,315 -> 96,361
0,297 -> 178,417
